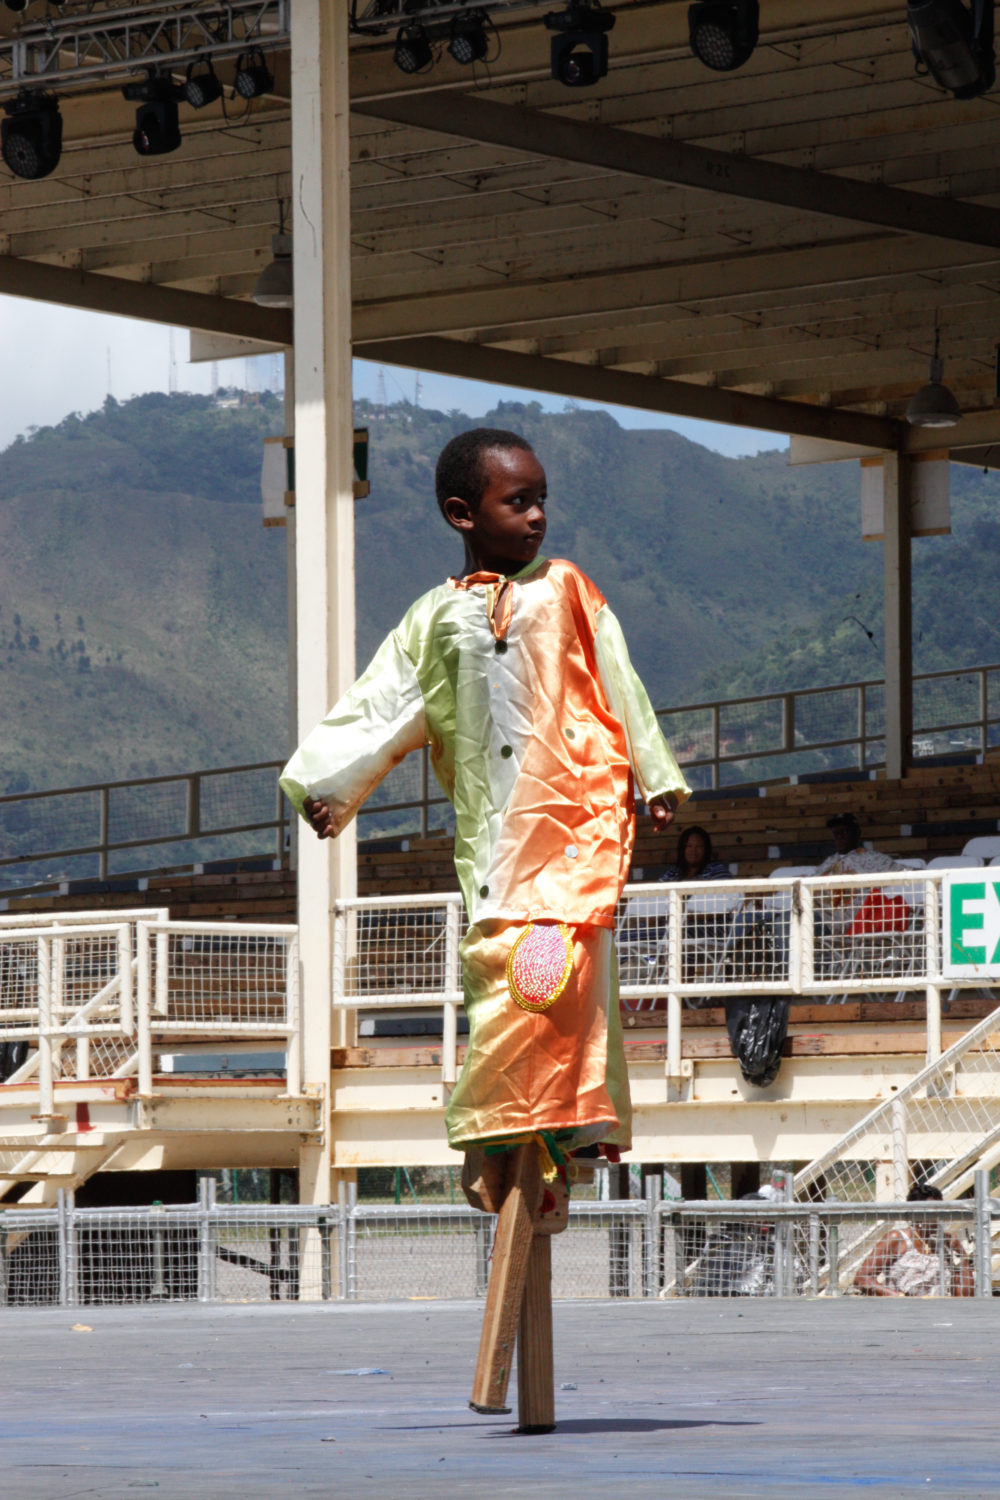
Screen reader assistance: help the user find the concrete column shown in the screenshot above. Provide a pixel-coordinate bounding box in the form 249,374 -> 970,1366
290,0 -> 357,1211
883,451 -> 913,781
283,349 -> 298,874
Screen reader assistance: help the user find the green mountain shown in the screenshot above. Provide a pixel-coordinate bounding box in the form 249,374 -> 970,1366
1,389 -> 997,799
0,393 -> 289,793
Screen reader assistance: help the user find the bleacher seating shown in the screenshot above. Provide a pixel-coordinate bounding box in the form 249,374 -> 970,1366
5,761 -> 1000,921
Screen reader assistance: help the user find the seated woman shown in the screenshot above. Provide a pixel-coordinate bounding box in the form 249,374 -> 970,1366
658,825 -> 730,883
854,1182 -> 974,1298
657,826 -> 732,997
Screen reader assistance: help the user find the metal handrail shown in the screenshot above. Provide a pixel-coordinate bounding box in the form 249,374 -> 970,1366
331,871 -> 1000,1085
658,659 -> 999,788
2,660 -> 998,896
0,915 -> 301,1104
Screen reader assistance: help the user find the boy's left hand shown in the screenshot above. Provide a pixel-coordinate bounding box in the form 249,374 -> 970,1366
648,796 -> 675,832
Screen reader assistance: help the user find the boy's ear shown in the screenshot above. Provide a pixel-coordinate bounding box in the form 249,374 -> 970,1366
442,495 -> 474,533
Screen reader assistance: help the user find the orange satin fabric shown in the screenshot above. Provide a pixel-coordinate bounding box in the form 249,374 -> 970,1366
463,562 -> 634,930
445,919 -> 632,1151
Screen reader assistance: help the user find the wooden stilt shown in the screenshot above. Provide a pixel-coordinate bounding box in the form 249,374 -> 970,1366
469,1143 -> 540,1415
516,1233 -> 554,1433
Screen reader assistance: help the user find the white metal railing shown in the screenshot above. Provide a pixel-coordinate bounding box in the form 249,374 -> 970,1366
794,1000 -> 1000,1212
0,915 -> 301,1105
0,923 -> 133,1116
3,662 -> 998,899
135,920 -> 300,1097
332,871 -> 1000,1084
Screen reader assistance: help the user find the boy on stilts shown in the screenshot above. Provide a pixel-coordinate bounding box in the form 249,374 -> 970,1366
281,428 -> 689,1428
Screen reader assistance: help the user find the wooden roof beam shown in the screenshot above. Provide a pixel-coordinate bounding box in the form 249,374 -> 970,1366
355,334 -> 902,449
0,254 -> 291,343
354,92 -> 1000,253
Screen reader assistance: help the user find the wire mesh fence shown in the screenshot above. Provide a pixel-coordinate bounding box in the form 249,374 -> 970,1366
344,902 -> 455,1001
2,1181 -> 995,1308
144,924 -> 294,1030
794,1006 -> 1000,1210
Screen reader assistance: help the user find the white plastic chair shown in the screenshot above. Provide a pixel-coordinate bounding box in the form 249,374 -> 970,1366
961,836 -> 1000,861
925,854 -> 983,869
769,866 -> 816,879
894,857 -> 926,870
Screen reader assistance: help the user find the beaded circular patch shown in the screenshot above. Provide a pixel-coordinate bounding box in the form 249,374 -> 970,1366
506,922 -> 573,1013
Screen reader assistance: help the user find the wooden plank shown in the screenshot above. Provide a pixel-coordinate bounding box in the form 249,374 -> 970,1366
470,1144 -> 540,1416
516,1234 -> 555,1434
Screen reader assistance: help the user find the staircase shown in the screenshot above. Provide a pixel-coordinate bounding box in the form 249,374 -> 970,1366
0,909 -> 309,1202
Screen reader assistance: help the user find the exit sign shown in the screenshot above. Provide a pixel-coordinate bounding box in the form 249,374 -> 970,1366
943,874 -> 1000,979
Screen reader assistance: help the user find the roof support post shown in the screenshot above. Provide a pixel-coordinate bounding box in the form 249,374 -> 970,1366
882,451 -> 913,780
290,0 -> 356,1215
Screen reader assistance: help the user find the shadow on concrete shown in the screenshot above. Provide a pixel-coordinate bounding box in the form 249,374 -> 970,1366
490,1418 -> 762,1437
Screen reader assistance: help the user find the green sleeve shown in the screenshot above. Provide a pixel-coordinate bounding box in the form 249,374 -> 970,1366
594,604 -> 691,808
279,629 -> 426,835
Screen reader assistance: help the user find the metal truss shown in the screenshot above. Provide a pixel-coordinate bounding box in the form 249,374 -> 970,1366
348,0 -> 546,37
0,0 -> 289,97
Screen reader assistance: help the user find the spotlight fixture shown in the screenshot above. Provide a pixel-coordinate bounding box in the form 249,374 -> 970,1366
688,0 -> 759,71
123,77 -> 183,157
906,0 -> 995,97
393,23 -> 434,74
233,48 -> 274,100
905,332 -> 962,427
254,203 -> 292,308
1,90 -> 62,180
544,2 -> 616,87
4,0 -> 29,13
448,12 -> 490,65
184,57 -> 222,110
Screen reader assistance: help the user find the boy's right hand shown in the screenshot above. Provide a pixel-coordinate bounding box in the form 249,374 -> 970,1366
303,796 -> 334,840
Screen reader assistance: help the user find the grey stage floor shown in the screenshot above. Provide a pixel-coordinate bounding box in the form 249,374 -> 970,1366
2,1298 -> 998,1499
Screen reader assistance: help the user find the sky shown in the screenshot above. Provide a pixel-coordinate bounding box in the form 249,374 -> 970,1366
0,294 -> 788,459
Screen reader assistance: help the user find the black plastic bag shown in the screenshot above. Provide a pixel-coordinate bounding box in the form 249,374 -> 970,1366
0,1039 -> 28,1081
724,995 -> 790,1087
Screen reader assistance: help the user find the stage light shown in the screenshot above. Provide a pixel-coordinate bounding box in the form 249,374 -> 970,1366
124,77 -> 183,156
906,0 -> 995,97
688,1 -> 759,71
133,100 -> 181,155
1,90 -> 62,180
906,336 -> 962,426
252,232 -> 292,308
185,58 -> 222,110
233,48 -> 274,100
394,23 -> 434,73
4,0 -> 29,13
448,12 -> 489,64
544,2 -> 616,87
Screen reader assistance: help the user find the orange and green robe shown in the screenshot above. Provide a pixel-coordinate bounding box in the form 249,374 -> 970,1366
280,556 -> 690,1152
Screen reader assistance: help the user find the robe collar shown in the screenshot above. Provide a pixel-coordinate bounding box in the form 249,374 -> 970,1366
449,555 -> 546,641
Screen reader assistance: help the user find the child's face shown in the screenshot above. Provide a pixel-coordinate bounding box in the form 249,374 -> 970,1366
445,446 -> 547,574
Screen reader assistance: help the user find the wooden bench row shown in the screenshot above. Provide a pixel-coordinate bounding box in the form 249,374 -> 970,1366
6,762 -> 999,918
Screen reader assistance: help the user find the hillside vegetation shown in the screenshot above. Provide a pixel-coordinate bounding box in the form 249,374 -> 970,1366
1,390 -> 996,796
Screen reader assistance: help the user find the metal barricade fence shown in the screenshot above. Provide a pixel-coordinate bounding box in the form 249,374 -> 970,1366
2,1179 -> 995,1307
